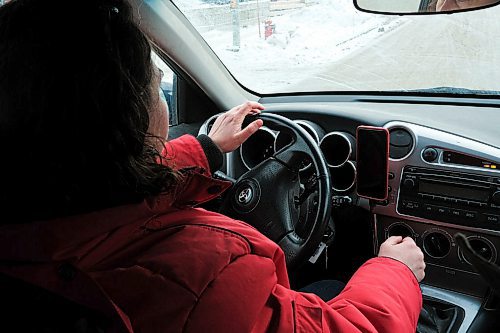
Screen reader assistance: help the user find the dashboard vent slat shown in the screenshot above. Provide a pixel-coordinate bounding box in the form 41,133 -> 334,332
390,128 -> 413,159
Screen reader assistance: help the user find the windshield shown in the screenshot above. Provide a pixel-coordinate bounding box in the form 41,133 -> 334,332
173,0 -> 500,95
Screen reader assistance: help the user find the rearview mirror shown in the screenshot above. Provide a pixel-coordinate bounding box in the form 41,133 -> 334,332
354,0 -> 500,14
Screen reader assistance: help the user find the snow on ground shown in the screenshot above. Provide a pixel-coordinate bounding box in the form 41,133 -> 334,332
176,0 -> 409,92
173,0 -> 215,9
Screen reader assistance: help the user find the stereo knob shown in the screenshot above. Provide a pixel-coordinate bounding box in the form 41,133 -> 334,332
387,223 -> 414,239
423,231 -> 451,258
403,179 -> 415,190
492,191 -> 500,205
459,236 -> 496,265
468,238 -> 494,262
422,148 -> 438,162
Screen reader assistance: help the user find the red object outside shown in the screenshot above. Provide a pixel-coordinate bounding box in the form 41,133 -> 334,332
265,20 -> 275,39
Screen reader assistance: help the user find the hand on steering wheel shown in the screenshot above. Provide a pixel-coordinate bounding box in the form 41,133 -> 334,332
221,113 -> 332,270
208,102 -> 264,153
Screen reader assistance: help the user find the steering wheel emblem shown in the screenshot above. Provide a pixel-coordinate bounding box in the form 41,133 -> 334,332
238,187 -> 253,204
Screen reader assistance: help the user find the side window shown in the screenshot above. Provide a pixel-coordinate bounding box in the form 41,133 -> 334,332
152,53 -> 178,126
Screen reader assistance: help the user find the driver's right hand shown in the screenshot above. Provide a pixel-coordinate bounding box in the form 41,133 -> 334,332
208,101 -> 264,153
378,236 -> 426,282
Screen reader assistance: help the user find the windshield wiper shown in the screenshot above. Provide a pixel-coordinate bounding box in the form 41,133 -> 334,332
403,87 -> 500,96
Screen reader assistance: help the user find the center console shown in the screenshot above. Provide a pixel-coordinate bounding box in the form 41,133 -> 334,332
375,215 -> 499,298
370,122 -> 500,332
387,166 -> 500,298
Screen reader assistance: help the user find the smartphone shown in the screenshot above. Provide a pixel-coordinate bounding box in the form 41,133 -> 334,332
356,126 -> 390,200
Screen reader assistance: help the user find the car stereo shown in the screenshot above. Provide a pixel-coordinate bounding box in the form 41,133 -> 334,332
398,166 -> 500,231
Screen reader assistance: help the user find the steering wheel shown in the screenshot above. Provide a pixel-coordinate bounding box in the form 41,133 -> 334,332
221,113 -> 332,270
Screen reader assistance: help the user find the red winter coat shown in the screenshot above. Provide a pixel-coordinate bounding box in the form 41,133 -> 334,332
0,135 -> 422,332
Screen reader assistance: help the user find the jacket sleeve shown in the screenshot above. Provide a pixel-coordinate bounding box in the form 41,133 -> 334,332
262,257 -> 422,333
161,135 -> 212,174
323,257 -> 422,332
184,255 -> 422,333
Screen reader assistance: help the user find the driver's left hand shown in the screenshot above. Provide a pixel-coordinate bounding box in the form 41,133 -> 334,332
208,101 -> 265,153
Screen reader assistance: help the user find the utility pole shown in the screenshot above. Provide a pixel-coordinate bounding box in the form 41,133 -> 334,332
257,0 -> 261,38
230,0 -> 240,51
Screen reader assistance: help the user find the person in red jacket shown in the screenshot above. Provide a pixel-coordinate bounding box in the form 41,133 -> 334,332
0,0 -> 425,332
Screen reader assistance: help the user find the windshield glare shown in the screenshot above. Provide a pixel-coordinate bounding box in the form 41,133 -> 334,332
174,0 -> 500,95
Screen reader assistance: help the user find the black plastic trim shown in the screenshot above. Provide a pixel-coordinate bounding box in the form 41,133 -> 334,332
353,0 -> 500,16
259,93 -> 500,108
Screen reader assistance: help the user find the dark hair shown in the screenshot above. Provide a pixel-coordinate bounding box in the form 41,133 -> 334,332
0,0 -> 178,222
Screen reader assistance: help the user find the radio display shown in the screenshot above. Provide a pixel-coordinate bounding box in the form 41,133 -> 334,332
443,151 -> 498,170
419,181 -> 489,202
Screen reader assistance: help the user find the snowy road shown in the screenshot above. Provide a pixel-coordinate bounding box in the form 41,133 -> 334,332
297,10 -> 500,92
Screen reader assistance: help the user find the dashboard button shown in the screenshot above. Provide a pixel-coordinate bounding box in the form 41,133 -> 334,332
388,172 -> 395,180
402,201 -> 420,210
485,215 -> 499,223
464,211 -> 477,219
423,204 -> 435,213
436,206 -> 449,215
443,152 -> 452,163
402,179 -> 416,190
449,209 -> 462,218
467,201 -> 482,207
422,148 -> 439,162
490,191 -> 500,205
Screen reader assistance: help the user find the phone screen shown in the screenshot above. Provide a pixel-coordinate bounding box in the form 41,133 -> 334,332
356,126 -> 390,200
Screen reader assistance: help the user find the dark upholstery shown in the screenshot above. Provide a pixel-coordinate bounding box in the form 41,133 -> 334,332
0,273 -> 110,333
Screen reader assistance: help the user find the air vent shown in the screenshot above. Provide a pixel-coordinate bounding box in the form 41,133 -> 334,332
389,128 -> 413,159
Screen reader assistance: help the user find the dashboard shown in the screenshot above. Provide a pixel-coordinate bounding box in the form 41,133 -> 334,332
198,95 -> 500,332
